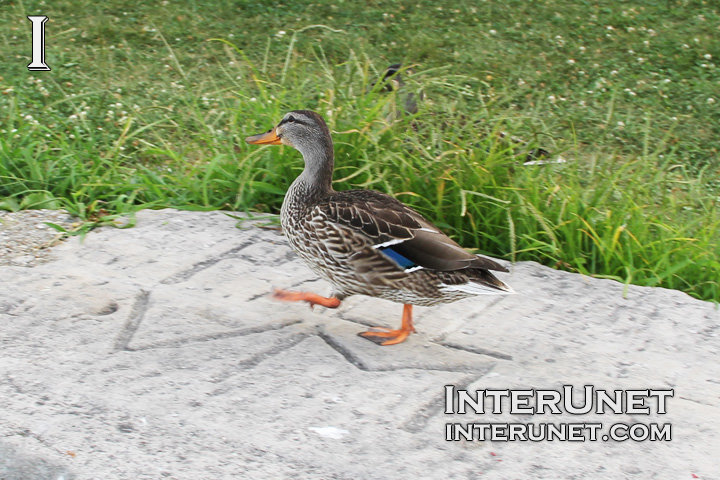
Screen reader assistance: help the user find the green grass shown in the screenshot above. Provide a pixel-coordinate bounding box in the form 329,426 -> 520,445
1,0 -> 718,302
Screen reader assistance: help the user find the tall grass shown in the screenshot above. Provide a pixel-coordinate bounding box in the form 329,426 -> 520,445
0,1 -> 718,302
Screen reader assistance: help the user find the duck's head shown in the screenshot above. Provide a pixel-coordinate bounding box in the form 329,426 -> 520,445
246,111 -> 334,186
378,63 -> 404,91
245,110 -> 331,152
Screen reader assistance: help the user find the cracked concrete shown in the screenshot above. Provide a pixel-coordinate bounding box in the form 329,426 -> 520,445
1,208 -> 718,479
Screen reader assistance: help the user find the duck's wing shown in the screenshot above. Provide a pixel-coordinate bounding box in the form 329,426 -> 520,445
314,189 -> 508,273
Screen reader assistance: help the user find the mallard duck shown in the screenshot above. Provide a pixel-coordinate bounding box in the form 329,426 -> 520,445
371,63 -> 423,115
374,63 -> 558,164
246,110 -> 513,345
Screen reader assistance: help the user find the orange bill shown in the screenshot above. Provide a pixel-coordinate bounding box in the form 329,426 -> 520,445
245,127 -> 282,145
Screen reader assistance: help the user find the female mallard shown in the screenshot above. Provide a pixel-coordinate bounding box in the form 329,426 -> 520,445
372,63 -> 423,116
374,63 -> 555,163
246,110 -> 513,345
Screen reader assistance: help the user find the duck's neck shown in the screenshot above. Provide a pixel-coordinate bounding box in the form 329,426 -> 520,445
294,134 -> 335,197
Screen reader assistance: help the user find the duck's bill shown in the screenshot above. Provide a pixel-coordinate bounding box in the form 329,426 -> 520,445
245,128 -> 282,145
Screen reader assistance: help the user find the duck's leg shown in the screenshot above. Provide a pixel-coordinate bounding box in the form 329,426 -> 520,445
358,304 -> 415,346
272,289 -> 341,309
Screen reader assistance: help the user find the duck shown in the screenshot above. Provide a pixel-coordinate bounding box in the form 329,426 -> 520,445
245,110 -> 513,345
371,63 -> 423,116
374,63 -> 558,164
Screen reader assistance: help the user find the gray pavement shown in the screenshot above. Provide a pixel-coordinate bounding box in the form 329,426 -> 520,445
1,208 -> 718,479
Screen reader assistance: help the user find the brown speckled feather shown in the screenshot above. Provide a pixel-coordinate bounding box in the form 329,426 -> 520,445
317,189 -> 508,273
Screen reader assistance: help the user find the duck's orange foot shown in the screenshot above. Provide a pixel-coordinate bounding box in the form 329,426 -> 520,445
272,289 -> 341,310
357,304 -> 415,346
358,327 -> 412,346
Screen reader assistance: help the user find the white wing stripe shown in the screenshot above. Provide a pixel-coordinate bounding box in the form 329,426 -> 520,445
372,237 -> 408,249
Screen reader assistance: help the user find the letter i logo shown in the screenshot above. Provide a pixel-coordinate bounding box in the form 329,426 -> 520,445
27,15 -> 51,71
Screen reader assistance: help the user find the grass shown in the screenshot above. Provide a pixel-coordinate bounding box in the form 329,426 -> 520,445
0,0 -> 718,302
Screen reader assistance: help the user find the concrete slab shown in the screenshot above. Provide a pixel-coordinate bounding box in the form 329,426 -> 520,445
1,209 -> 718,479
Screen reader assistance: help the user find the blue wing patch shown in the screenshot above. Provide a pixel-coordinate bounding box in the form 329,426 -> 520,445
378,245 -> 418,270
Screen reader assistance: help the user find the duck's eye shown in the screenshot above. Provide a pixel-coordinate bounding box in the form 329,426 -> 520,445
287,115 -> 296,123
